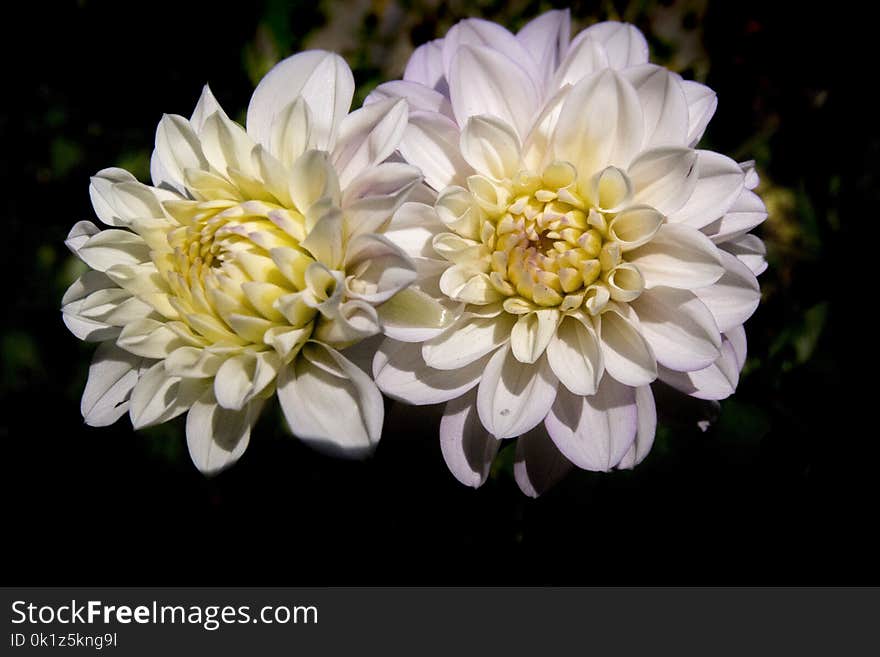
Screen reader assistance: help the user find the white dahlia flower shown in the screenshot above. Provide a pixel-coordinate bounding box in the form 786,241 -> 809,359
368,12 -> 768,496
62,50 -> 440,473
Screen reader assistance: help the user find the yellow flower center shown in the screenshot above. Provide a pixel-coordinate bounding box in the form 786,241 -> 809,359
473,162 -> 653,315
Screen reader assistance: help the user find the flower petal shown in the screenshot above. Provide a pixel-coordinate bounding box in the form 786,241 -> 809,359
277,342 -> 382,458
693,249 -> 761,332
403,39 -> 446,91
343,233 -> 417,304
633,287 -> 721,372
510,309 -> 560,364
477,344 -> 558,439
628,223 -> 724,289
517,9 -> 572,91
442,18 -> 541,90
616,385 -> 657,469
623,64 -> 689,149
399,111 -> 471,193
668,150 -> 744,229
703,189 -> 767,245
129,361 -> 206,429
365,80 -> 454,118
332,97 -> 409,189
423,313 -> 514,370
628,146 -> 698,216
373,338 -> 488,405
186,388 -> 263,475
213,350 -> 281,411
682,80 -> 717,147
440,389 -> 500,488
598,303 -> 657,386
342,162 -> 423,238
658,333 -> 741,400
544,376 -> 638,471
80,341 -> 145,427
459,115 -> 522,181
576,21 -> 649,69
546,314 -> 603,395
75,229 -> 152,272
448,44 -> 540,140
514,424 -> 572,498
721,233 -> 768,276
554,69 -> 644,177
247,50 -> 354,152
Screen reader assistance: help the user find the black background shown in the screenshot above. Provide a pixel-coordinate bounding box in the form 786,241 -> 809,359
1,1 -> 873,585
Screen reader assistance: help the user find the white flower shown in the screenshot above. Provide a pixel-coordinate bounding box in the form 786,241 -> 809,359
62,50 -> 442,473
369,12 -> 768,496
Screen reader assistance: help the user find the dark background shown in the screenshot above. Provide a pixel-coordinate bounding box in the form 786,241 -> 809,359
1,1 -> 873,584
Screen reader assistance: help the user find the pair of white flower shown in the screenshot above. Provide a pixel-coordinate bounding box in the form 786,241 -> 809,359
62,11 -> 766,495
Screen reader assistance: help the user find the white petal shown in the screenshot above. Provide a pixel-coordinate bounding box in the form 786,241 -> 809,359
668,150 -> 745,229
344,233 -> 417,304
116,318 -> 192,359
190,84 -> 225,132
199,110 -> 258,178
403,39 -> 446,91
289,149 -> 341,216
399,111 -> 471,192
682,80 -> 717,147
576,21 -> 649,69
616,385 -> 657,469
423,314 -> 514,370
64,220 -> 101,255
268,96 -> 311,168
301,206 -> 344,269
704,189 -> 767,245
510,309 -> 559,364
247,50 -> 354,152
546,314 -> 603,395
477,344 -> 558,439
448,44 -> 540,140
277,343 -> 382,458
517,9 -> 572,91
598,303 -> 657,386
154,113 -> 210,189
365,80 -> 454,118
459,115 -> 522,182
440,389 -> 499,488
632,287 -> 721,372
544,377 -> 638,471
213,350 -> 281,411
332,97 -> 409,189
80,341 -> 144,427
342,162 -> 423,238
554,69 -> 644,177
129,361 -> 206,429
383,202 -> 444,259
373,338 -> 487,405
721,233 -> 768,276
442,18 -> 541,90
378,287 -> 456,342
694,249 -> 761,332
628,223 -> 724,289
623,64 -> 689,149
552,35 -> 608,89
76,229 -> 151,272
658,333 -> 741,400
514,424 -> 572,498
628,146 -> 699,215
186,389 -> 262,475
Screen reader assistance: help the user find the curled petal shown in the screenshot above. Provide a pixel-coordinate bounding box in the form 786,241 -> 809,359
514,424 -> 572,498
440,389 -> 500,488
616,385 -> 657,469
186,389 -> 263,475
628,223 -> 724,290
423,314 -> 515,370
81,342 -> 145,427
332,97 -> 409,189
546,314 -> 604,395
544,376 -> 638,471
277,342 -> 382,458
477,344 -> 558,439
247,50 -> 354,152
373,338 -> 488,405
598,303 -> 657,386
